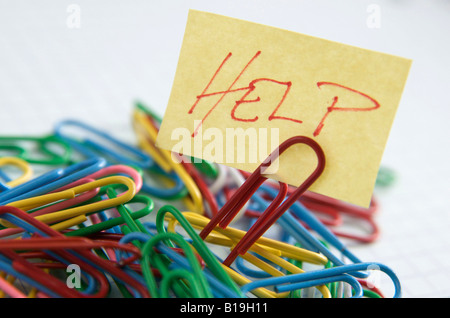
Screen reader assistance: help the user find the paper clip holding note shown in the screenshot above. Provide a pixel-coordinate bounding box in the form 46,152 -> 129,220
199,136 -> 325,266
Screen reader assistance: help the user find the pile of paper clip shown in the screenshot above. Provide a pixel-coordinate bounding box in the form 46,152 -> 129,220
0,102 -> 401,298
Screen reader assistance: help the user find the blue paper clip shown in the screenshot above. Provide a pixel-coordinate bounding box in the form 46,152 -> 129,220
0,211 -> 100,296
54,119 -> 187,200
54,119 -> 154,169
0,175 -> 11,192
139,170 -> 187,200
0,157 -> 106,205
0,168 -> 64,204
248,184 -> 368,279
0,253 -> 62,298
119,232 -> 242,298
240,262 -> 401,298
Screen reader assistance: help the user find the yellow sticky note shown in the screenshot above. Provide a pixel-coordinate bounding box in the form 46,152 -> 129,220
156,10 -> 412,208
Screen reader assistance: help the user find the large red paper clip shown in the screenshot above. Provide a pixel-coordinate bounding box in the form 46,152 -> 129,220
199,136 -> 325,266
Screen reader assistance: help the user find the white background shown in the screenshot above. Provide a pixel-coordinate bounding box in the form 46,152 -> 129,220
0,0 -> 449,298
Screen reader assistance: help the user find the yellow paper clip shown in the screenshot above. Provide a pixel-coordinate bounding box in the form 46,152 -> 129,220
4,175 -> 135,227
0,157 -> 33,188
132,107 -> 204,214
165,211 -> 330,298
179,212 -> 328,265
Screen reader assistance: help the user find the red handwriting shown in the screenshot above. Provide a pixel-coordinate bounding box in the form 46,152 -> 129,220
188,51 -> 260,137
188,51 -> 380,138
231,78 -> 298,124
313,82 -> 381,137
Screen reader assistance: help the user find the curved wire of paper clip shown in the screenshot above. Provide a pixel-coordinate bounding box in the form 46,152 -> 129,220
134,101 -> 219,179
247,184 -> 368,279
167,212 -> 331,298
54,119 -> 153,169
0,167 -> 64,204
140,231 -> 212,298
0,206 -> 111,297
67,164 -> 143,193
239,171 -> 380,244
28,164 -> 144,234
0,208 -> 141,268
1,164 -> 142,232
155,205 -> 244,297
175,212 -> 328,266
132,108 -> 204,213
0,135 -> 72,165
82,200 -> 157,298
298,191 -> 380,243
0,157 -> 33,191
0,178 -> 98,238
99,196 -> 210,297
0,251 -> 79,298
4,174 -> 136,226
54,119 -> 186,200
238,244 -> 331,298
1,237 -> 147,297
246,179 -> 380,243
204,224 -> 331,297
0,274 -> 26,298
180,160 -> 219,217
63,191 -> 153,237
0,205 -> 150,297
0,238 -> 111,298
160,244 -> 241,298
172,212 -> 331,297
0,157 -> 106,205
240,262 -> 401,298
199,136 -> 326,267
118,231 -> 205,298
118,231 -> 196,298
120,229 -> 243,298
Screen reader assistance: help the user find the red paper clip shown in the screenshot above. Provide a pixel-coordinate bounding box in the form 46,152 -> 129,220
0,206 -> 150,297
298,190 -> 380,243
180,160 -> 219,218
238,171 -> 380,244
199,136 -> 325,266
